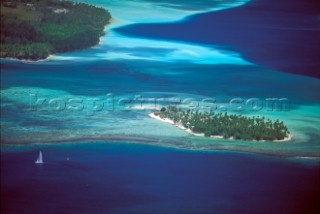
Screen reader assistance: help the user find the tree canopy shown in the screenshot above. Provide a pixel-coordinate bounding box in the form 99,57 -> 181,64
0,0 -> 111,60
158,106 -> 290,141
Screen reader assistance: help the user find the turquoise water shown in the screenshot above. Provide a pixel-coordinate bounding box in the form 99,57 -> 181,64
1,1 -> 319,157
1,0 -> 320,213
1,57 -> 319,156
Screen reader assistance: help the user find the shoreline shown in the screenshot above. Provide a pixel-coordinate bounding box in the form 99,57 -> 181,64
0,29 -> 108,63
0,3 -> 112,63
1,15 -> 111,63
0,35 -> 107,63
148,113 -> 293,142
0,54 -> 55,63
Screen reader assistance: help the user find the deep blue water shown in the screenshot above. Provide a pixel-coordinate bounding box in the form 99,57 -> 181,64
114,0 -> 320,78
1,143 -> 320,214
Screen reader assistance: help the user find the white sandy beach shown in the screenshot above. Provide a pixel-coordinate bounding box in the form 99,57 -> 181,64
149,113 -> 224,139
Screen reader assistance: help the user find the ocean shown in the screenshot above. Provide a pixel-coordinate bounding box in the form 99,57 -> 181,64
2,143 -> 319,214
1,0 -> 320,213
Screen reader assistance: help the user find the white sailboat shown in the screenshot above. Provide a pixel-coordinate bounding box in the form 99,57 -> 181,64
35,151 -> 44,164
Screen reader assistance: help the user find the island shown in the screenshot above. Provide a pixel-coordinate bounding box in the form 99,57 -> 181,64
149,106 -> 292,141
0,0 -> 111,60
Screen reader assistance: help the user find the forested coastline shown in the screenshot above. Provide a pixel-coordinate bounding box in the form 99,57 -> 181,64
0,0 -> 111,60
156,106 -> 291,141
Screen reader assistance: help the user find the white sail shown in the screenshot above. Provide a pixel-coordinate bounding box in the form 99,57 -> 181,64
35,151 -> 44,164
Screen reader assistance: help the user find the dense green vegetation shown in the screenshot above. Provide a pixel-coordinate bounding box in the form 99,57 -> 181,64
157,106 -> 290,141
0,0 -> 111,60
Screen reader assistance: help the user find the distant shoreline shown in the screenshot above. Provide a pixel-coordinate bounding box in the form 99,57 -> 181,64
148,113 -> 293,142
0,28 -> 109,63
0,0 -> 111,61
0,54 -> 54,63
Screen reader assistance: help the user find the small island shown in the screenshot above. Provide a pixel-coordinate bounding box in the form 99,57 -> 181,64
0,0 -> 111,60
149,106 -> 292,141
